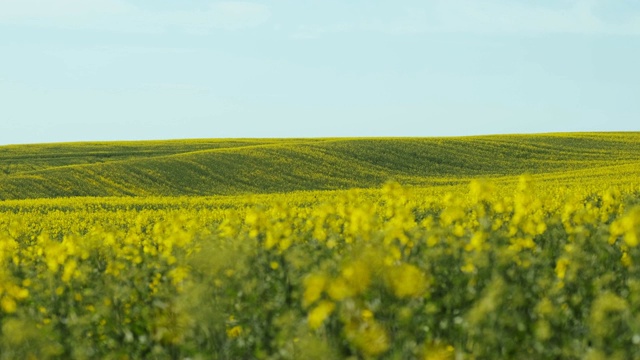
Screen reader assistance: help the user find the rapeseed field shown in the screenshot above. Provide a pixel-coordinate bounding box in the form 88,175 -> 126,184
1,133 -> 640,358
1,133 -> 639,200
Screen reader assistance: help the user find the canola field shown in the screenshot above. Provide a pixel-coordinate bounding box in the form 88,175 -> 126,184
1,133 -> 640,359
2,132 -> 639,199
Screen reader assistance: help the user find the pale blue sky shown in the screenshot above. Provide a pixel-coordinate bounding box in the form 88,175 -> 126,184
1,0 -> 639,145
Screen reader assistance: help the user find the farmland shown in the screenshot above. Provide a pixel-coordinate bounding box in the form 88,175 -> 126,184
1,132 -> 640,359
1,132 -> 639,199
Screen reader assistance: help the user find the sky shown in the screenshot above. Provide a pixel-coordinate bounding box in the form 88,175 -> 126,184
1,0 -> 639,145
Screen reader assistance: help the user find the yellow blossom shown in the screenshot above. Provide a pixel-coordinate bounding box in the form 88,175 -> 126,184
555,258 -> 570,280
345,319 -> 390,356
308,301 -> 335,330
327,278 -> 354,301
226,325 -> 243,338
387,263 -> 429,298
303,274 -> 328,307
1,296 -> 17,313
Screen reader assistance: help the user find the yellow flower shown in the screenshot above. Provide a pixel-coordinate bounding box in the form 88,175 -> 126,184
555,257 -> 570,280
387,263 -> 429,298
345,320 -> 390,356
361,309 -> 374,320
308,301 -> 335,330
168,266 -> 189,286
327,278 -> 354,301
303,274 -> 328,307
469,179 -> 494,203
61,259 -> 77,283
460,261 -> 476,274
1,296 -> 17,313
423,342 -> 455,360
349,208 -> 372,240
465,232 -> 487,252
611,208 -> 640,247
341,260 -> 370,295
622,251 -> 632,267
226,325 -> 243,338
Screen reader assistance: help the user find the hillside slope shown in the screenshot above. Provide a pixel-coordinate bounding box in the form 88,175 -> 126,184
0,132 -> 638,199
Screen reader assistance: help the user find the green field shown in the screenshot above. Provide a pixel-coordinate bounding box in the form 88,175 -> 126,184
1,132 -> 639,199
1,132 -> 640,359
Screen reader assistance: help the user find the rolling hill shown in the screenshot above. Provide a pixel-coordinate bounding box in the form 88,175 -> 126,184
0,132 -> 638,200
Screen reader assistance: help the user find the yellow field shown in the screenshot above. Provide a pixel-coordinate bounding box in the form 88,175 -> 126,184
1,133 -> 640,358
0,176 -> 638,359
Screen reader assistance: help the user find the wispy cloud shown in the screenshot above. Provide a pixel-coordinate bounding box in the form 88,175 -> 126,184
0,0 -> 134,19
429,0 -> 640,35
291,0 -> 640,39
140,2 -> 272,33
0,0 -> 271,32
